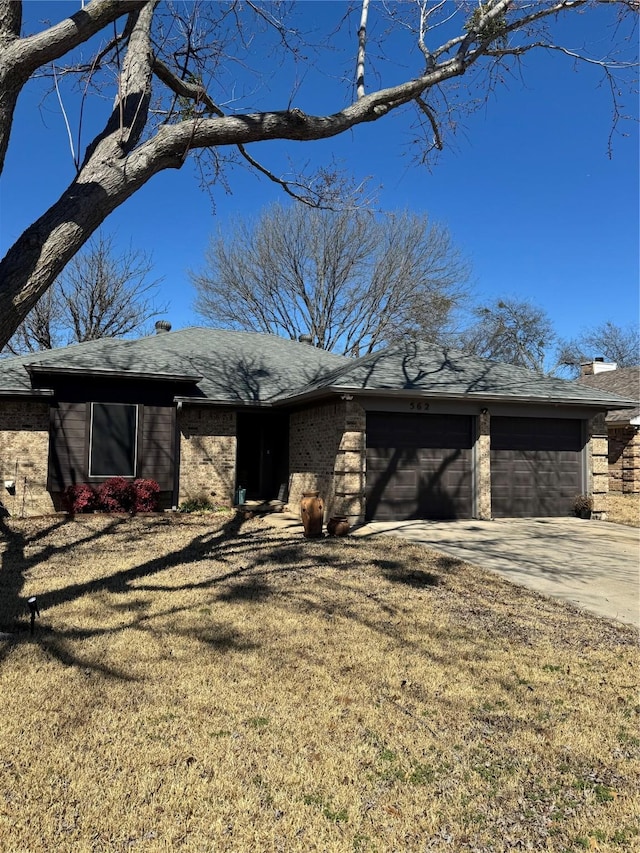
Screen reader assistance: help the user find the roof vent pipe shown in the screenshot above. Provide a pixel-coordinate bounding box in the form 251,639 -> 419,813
298,334 -> 313,345
155,320 -> 172,333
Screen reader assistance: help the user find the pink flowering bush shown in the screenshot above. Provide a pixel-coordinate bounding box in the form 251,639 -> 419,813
62,483 -> 98,514
132,479 -> 160,513
96,477 -> 134,513
62,478 -> 161,514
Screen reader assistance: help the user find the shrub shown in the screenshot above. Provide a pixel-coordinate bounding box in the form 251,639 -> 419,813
132,478 -> 160,513
572,493 -> 593,519
62,483 -> 98,514
97,477 -> 134,513
178,493 -> 215,513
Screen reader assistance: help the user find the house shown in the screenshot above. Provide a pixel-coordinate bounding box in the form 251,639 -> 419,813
0,324 -> 635,521
577,360 -> 640,494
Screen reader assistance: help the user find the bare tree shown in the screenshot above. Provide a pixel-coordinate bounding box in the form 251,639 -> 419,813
458,298 -> 556,373
559,321 -> 640,374
3,232 -> 163,354
191,204 -> 470,355
0,1 -> 636,348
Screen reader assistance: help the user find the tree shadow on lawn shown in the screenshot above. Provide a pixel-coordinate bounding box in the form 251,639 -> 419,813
0,512 -> 464,678
373,557 -> 441,588
0,512 -> 256,673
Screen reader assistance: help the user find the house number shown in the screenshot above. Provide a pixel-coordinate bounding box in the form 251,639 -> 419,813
409,401 -> 429,411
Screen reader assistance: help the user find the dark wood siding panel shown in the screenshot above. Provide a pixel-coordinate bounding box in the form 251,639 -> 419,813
47,402 -> 88,490
366,413 -> 473,521
491,417 -> 584,518
48,402 -> 176,492
139,405 -> 175,491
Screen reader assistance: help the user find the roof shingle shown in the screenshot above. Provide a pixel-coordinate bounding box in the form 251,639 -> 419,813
0,329 -> 635,410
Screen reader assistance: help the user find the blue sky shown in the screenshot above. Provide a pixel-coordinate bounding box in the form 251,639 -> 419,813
1,1 -> 638,349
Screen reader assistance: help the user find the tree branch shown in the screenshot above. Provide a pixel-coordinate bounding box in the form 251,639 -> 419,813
0,0 -> 636,348
356,0 -> 369,99
152,57 -> 223,115
0,0 -> 142,173
414,97 -> 443,151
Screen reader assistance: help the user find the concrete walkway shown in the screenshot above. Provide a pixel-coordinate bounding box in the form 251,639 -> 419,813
353,518 -> 640,629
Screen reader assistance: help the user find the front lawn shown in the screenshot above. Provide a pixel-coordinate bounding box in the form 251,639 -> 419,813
1,514 -> 638,852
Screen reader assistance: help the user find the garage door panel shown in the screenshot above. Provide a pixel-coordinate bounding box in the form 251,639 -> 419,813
491,417 -> 584,518
366,413 -> 473,521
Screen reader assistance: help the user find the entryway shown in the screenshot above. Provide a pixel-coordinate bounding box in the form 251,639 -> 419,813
236,412 -> 289,502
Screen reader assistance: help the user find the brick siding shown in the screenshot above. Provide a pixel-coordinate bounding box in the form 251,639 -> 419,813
178,406 -> 237,506
588,420 -> 609,519
0,401 -> 55,517
609,426 -> 640,494
476,410 -> 492,519
288,399 -> 366,525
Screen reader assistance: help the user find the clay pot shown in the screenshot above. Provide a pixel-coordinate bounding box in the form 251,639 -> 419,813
327,515 -> 350,537
300,491 -> 324,538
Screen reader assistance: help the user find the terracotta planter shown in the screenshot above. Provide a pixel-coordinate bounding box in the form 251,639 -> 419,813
327,515 -> 350,537
300,491 -> 324,538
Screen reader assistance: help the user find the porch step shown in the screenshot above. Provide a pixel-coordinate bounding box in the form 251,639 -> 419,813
238,499 -> 286,515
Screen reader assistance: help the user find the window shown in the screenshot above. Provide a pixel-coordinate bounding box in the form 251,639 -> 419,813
89,403 -> 138,477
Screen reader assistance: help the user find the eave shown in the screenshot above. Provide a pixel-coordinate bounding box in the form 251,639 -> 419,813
274,385 -> 638,410
26,364 -> 203,383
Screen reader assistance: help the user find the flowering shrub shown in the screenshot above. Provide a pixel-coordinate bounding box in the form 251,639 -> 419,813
97,477 -> 134,513
62,483 -> 98,514
62,478 -> 161,515
132,478 -> 160,513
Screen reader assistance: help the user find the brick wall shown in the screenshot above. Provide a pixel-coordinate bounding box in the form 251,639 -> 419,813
178,406 -> 236,506
609,426 -> 640,494
588,419 -> 609,519
0,400 -> 55,517
476,410 -> 491,519
288,399 -> 366,525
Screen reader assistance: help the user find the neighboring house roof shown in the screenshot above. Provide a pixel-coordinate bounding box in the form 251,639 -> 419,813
576,367 -> 640,425
0,328 -> 636,411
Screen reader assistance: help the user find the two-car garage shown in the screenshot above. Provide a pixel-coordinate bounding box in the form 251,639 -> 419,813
365,412 -> 585,521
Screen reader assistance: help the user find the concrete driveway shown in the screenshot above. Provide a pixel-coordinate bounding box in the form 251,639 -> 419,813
354,518 -> 640,628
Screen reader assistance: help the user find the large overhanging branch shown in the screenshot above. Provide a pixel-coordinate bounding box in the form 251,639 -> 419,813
0,56 -> 457,346
0,0 -> 142,76
0,0 -> 142,172
0,0 -> 637,349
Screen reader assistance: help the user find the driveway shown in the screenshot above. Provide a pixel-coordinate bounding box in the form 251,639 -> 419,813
354,518 -> 640,628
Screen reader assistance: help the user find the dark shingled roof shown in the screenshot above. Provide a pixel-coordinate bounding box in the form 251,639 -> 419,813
0,328 -> 347,404
0,329 -> 635,410
576,367 -> 640,423
288,340 -> 637,408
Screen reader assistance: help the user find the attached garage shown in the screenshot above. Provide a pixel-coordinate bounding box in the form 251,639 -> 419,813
365,412 -> 473,521
491,416 -> 584,518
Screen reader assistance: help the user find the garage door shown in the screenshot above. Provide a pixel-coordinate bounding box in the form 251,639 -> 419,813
491,417 -> 584,518
366,413 -> 473,521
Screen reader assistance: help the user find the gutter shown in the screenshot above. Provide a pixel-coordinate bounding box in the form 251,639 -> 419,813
273,385 -> 639,410
26,365 -> 202,383
173,395 -> 275,408
0,389 -> 54,398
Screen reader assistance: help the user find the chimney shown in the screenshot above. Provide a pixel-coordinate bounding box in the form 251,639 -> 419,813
155,320 -> 172,334
580,357 -> 617,377
298,334 -> 313,345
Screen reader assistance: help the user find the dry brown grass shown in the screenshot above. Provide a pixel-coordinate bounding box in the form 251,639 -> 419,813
607,493 -> 640,528
1,513 -> 638,853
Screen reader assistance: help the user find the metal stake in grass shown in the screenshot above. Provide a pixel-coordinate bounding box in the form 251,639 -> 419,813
27,596 -> 39,635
